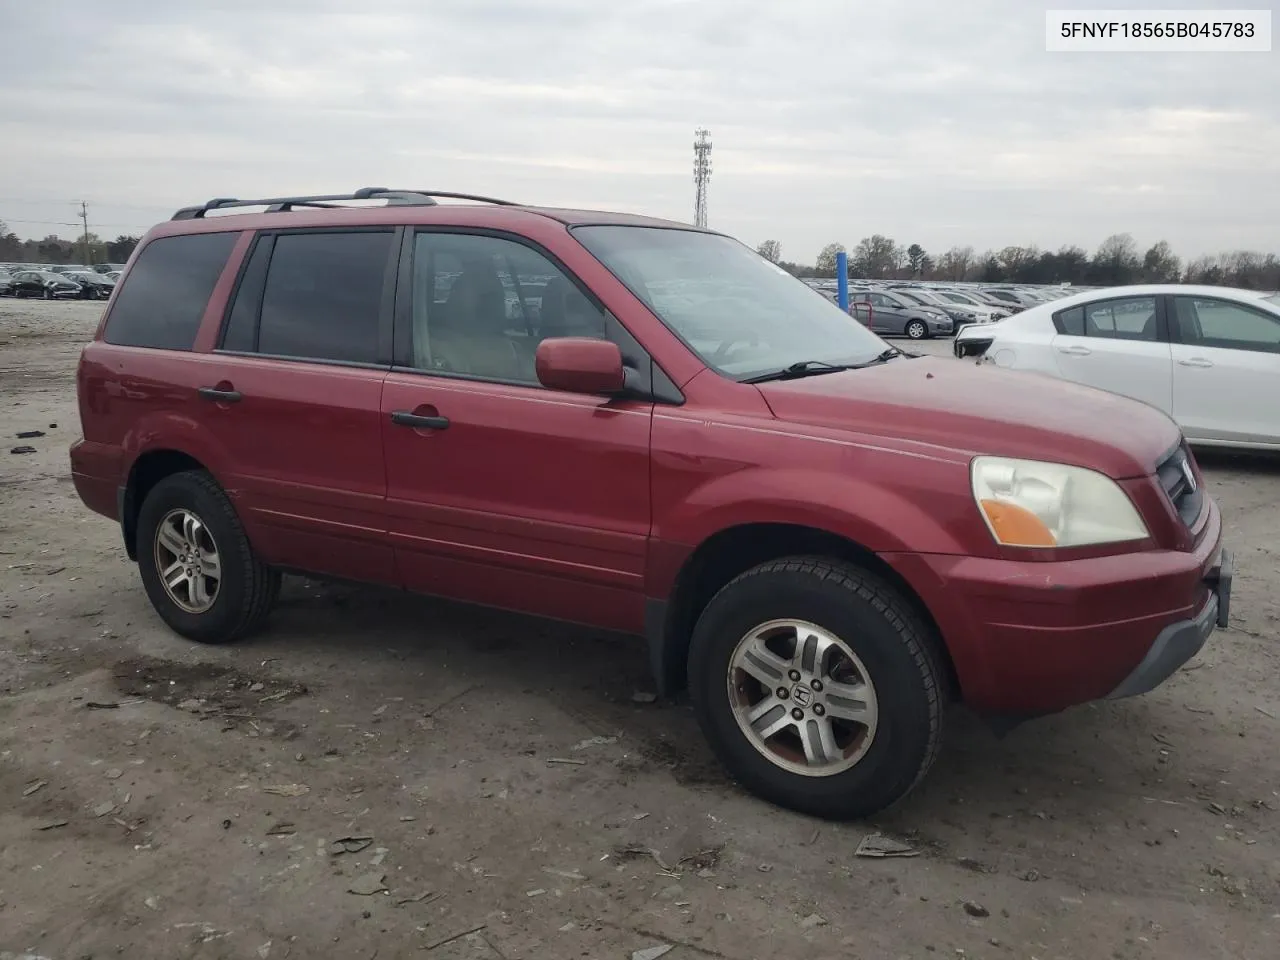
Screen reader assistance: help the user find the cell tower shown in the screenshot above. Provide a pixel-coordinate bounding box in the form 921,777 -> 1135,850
693,128 -> 712,228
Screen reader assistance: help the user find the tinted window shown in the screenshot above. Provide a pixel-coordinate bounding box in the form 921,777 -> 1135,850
409,232 -> 607,384
1172,297 -> 1280,353
1054,306 -> 1085,336
256,231 -> 392,364
1083,296 -> 1158,341
102,232 -> 237,350
220,235 -> 273,353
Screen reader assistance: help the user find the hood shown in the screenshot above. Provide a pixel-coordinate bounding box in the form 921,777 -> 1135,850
755,357 -> 1179,479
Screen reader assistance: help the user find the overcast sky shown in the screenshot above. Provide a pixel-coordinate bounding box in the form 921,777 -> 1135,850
1,0 -> 1276,262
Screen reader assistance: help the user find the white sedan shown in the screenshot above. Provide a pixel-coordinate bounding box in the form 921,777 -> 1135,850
954,284 -> 1280,450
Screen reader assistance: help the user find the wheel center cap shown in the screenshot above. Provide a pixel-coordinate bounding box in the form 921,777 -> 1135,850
791,684 -> 813,708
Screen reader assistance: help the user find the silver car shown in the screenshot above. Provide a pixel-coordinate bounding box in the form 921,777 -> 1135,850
849,290 -> 954,339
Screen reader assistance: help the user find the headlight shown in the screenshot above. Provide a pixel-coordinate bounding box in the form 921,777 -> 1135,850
971,456 -> 1149,548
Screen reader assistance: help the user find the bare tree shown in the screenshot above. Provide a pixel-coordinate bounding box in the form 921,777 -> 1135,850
756,240 -> 782,264
997,245 -> 1040,279
936,246 -> 974,281
851,235 -> 901,279
815,242 -> 846,277
1092,233 -> 1141,284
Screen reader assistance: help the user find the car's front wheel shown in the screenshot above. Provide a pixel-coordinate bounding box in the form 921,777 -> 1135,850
136,470 -> 280,644
689,557 -> 946,820
905,320 -> 928,340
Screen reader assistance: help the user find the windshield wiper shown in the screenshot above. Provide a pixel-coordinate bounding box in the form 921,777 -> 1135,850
848,347 -> 903,368
741,360 -> 851,384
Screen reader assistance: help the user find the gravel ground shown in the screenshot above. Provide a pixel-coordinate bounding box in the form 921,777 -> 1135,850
1,298 -> 1278,960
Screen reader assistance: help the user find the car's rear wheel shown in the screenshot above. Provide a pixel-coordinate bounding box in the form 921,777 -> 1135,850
906,320 -> 928,340
689,557 -> 945,820
136,470 -> 280,644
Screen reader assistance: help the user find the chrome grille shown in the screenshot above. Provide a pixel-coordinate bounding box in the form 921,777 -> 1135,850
1156,442 -> 1203,527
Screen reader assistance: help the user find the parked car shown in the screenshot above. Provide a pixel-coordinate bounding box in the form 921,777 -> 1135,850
93,262 -> 126,275
70,188 -> 1231,820
9,270 -> 83,299
954,284 -> 1280,449
849,290 -> 954,339
979,288 -> 1038,312
887,287 -> 1004,332
0,269 -> 14,296
65,271 -> 116,300
930,288 -> 1011,320
50,264 -> 94,275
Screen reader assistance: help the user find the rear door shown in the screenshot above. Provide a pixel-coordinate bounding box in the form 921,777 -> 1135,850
379,228 -> 655,634
1048,294 -> 1173,414
1168,294 -> 1280,445
869,293 -> 906,333
199,227 -> 399,581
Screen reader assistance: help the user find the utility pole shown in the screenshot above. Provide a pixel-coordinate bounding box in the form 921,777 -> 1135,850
77,200 -> 91,264
693,128 -> 712,229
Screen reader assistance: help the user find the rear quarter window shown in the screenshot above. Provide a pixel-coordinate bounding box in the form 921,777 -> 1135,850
103,232 -> 238,350
1053,306 -> 1085,335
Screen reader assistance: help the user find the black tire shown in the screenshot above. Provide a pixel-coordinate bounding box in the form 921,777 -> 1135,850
688,557 -> 945,820
135,470 -> 280,644
905,319 -> 927,340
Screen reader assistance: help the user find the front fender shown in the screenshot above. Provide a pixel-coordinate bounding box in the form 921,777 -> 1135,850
654,464 -> 976,558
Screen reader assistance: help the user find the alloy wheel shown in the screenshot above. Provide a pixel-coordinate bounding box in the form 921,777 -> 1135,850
153,508 -> 222,614
727,619 -> 879,777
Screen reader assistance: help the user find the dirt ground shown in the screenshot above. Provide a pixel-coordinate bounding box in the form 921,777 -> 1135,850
1,298 -> 1277,960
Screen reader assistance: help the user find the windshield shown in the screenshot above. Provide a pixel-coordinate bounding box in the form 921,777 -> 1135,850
938,291 -> 977,305
573,226 -> 888,378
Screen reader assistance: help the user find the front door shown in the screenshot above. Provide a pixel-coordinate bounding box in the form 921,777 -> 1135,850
1048,294 -> 1173,414
1168,294 -> 1280,445
200,227 -> 399,582
380,229 -> 654,634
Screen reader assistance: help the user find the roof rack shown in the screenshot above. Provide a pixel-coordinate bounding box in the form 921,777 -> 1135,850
170,187 -> 518,221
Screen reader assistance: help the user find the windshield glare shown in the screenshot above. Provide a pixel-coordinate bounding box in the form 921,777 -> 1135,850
573,226 -> 889,378
1265,293 -> 1280,307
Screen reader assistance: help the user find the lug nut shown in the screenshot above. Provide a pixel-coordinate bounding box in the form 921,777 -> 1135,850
776,687 -> 789,699
791,708 -> 804,721
811,679 -> 824,692
813,704 -> 826,717
788,670 -> 801,682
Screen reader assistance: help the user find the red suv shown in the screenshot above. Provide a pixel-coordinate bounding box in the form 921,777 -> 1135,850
70,188 -> 1233,819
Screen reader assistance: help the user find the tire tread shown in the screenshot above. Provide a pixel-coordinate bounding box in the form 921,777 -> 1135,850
691,555 -> 947,817
139,469 -> 278,643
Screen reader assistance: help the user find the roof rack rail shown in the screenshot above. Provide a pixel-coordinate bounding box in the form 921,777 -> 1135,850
170,187 -> 518,221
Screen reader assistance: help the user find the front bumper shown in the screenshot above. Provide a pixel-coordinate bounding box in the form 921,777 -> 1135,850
884,498 -> 1228,715
1107,548 -> 1232,698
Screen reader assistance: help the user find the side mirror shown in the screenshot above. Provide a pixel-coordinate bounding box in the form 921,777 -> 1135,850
535,337 -> 626,395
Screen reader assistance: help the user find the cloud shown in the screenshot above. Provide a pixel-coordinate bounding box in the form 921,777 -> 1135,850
0,0 -> 1275,260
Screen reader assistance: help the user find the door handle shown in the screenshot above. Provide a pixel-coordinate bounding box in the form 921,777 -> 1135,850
1178,357 -> 1213,368
391,410 -> 450,430
1056,345 -> 1092,356
197,386 -> 242,403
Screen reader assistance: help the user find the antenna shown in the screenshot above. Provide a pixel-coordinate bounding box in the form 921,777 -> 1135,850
693,128 -> 712,228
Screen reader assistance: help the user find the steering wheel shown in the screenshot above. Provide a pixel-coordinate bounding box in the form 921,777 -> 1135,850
706,297 -> 763,362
